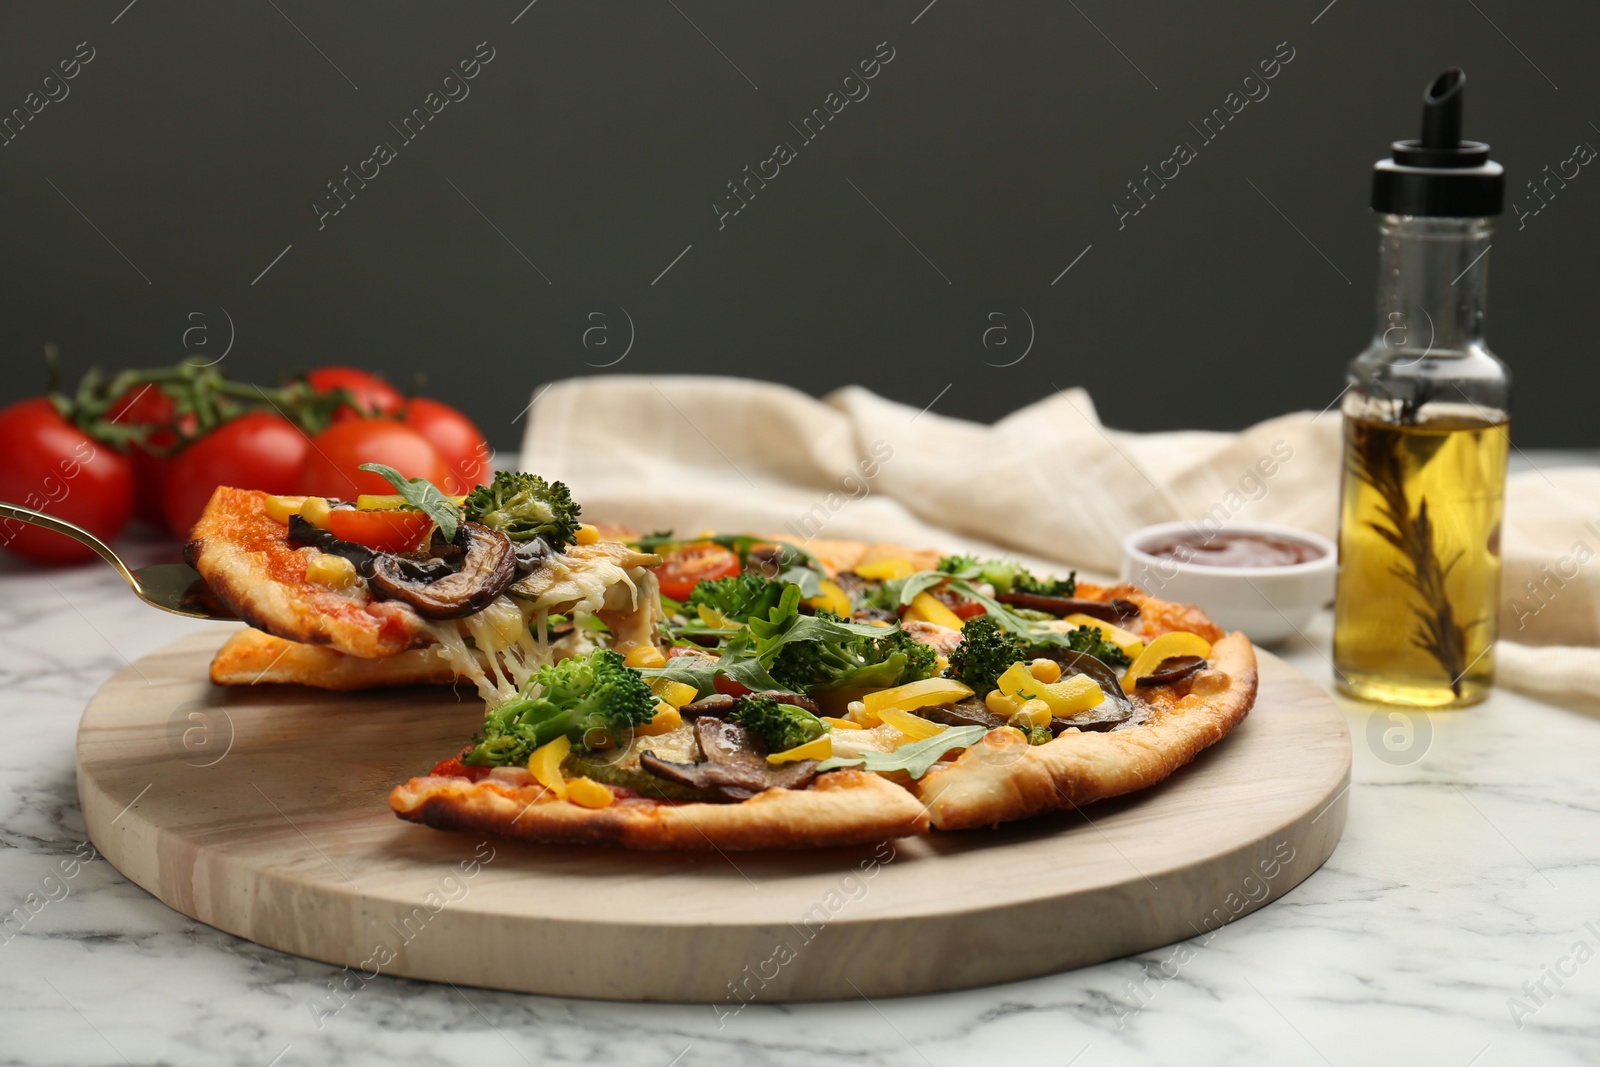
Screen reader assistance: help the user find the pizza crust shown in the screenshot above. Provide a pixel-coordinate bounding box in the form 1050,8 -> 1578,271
210,627 -> 458,689
914,632 -> 1257,830
389,768 -> 931,851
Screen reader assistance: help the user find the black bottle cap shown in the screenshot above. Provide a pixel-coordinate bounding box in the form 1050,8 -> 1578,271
1372,68 -> 1504,217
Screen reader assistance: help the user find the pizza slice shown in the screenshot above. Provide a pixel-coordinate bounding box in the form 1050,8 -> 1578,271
185,471 -> 661,701
390,533 -> 1257,850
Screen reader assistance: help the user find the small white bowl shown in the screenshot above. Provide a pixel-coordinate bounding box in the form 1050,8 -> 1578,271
1120,521 -> 1337,645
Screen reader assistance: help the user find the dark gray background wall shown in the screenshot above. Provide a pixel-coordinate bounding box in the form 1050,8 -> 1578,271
1,1 -> 1593,449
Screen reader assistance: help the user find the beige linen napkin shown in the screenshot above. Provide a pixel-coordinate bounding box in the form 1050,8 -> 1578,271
519,375 -> 1596,704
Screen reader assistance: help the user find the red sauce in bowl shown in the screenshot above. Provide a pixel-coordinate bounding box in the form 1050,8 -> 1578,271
1141,532 -> 1324,568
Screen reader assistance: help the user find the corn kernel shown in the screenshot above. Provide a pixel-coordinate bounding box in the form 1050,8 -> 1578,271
624,645 -> 667,669
298,496 -> 332,528
565,777 -> 614,809
1028,658 -> 1062,684
305,553 -> 358,589
636,703 -> 681,737
261,495 -> 305,525
575,523 -> 600,546
1012,698 -> 1053,728
985,689 -> 1021,717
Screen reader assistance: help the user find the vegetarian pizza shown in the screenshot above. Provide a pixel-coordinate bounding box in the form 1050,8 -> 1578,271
185,470 -> 1256,851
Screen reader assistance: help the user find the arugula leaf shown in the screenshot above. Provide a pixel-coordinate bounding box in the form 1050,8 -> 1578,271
816,725 -> 988,778
358,462 -> 461,540
636,651 -> 790,698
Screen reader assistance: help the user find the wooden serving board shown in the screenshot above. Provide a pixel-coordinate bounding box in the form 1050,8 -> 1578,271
77,628 -> 1349,1002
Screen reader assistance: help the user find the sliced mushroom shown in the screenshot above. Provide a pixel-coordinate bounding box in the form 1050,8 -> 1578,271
996,593 -> 1141,623
368,521 -> 516,619
1135,655 -> 1207,687
639,718 -> 817,801
678,694 -> 738,720
918,697 -> 1006,731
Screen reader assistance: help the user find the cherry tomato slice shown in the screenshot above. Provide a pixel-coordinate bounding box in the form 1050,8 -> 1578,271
712,673 -> 753,698
933,588 -> 989,619
324,508 -> 432,553
656,543 -> 741,601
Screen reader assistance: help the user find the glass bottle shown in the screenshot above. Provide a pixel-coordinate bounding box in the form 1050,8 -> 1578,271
1332,69 -> 1510,709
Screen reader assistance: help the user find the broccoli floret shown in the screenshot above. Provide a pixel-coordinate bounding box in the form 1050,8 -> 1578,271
462,471 -> 581,548
1061,624 -> 1130,670
936,554 -> 1075,597
461,649 -> 655,766
729,695 -> 829,753
1014,570 -> 1077,597
686,572 -> 788,623
944,614 -> 1029,694
767,611 -> 939,692
936,554 -> 979,576
1022,724 -> 1054,745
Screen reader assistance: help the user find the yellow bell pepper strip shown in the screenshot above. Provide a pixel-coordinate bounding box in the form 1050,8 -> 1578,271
997,661 -> 1104,715
1121,632 -> 1213,693
855,557 -> 917,581
356,493 -> 469,510
624,645 -> 667,669
861,677 -> 974,716
804,579 -> 852,617
527,735 -> 571,800
903,591 -> 965,630
768,734 -> 833,764
821,715 -> 863,730
648,679 -> 698,709
877,706 -> 947,741
635,703 -> 682,737
696,604 -> 733,630
564,776 -> 614,808
1063,614 -> 1146,659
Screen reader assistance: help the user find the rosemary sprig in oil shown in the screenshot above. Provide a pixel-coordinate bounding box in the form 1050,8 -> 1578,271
1346,418 -> 1477,696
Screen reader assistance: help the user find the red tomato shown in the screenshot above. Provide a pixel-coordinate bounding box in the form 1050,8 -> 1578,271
656,543 -> 741,601
293,418 -> 448,499
712,673 -> 753,698
305,366 -> 404,420
161,412 -> 310,537
401,397 -> 490,494
107,385 -> 195,526
324,508 -> 432,553
0,399 -> 135,564
428,757 -> 488,782
933,588 -> 988,619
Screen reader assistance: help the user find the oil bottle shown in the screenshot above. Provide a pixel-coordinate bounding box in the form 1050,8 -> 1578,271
1332,69 -> 1510,709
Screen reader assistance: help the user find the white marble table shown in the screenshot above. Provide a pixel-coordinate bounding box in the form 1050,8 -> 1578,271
1,529 -> 1595,1067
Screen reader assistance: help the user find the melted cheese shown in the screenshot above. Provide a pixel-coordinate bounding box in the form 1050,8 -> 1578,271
420,548 -> 657,706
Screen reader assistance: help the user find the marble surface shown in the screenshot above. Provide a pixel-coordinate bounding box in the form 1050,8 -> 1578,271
1,530 -> 1597,1067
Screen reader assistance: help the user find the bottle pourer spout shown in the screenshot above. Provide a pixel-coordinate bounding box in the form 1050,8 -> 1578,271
1421,68 -> 1465,149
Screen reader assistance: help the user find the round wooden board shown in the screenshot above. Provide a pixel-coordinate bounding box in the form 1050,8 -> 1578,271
77,628 -> 1349,1002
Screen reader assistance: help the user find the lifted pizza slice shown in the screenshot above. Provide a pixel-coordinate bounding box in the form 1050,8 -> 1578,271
185,472 -> 661,700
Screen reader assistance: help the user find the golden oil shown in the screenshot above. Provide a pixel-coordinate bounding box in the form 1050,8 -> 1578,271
1332,410 -> 1509,708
